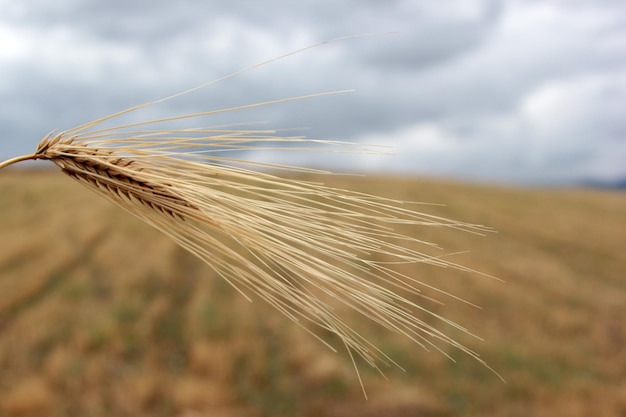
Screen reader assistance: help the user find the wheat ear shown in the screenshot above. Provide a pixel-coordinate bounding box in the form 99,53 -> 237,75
0,40 -> 502,394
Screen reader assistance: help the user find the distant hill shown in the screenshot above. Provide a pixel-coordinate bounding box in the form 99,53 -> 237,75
578,176 -> 626,190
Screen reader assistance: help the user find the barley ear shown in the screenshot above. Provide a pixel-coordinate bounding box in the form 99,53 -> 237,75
0,38 -> 504,394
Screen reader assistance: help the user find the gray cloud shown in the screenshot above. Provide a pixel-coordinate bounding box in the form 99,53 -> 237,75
1,0 -> 625,185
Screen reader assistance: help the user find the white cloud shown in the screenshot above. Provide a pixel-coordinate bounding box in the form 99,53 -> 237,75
518,72 -> 626,181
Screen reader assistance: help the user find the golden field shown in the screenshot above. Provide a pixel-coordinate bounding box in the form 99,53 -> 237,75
0,169 -> 624,417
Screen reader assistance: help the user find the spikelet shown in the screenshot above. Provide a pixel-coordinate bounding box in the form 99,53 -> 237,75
0,38 -> 500,393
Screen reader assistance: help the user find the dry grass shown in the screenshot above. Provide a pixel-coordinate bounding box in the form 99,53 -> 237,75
0,40 -> 501,396
0,171 -> 624,417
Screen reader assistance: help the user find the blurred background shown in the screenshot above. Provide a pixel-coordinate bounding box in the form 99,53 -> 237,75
1,1 -> 625,417
1,0 -> 625,186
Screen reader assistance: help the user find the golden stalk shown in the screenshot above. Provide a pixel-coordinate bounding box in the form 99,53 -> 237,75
0,38 -> 501,394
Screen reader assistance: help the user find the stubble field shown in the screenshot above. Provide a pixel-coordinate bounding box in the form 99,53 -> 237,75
0,169 -> 624,417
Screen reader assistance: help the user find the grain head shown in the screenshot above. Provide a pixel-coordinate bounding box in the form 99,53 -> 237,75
0,38 -> 501,394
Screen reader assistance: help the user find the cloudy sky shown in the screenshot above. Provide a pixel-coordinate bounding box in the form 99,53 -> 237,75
1,0 -> 625,185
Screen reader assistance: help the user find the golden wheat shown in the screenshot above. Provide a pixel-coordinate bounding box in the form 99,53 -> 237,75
0,38 -> 500,394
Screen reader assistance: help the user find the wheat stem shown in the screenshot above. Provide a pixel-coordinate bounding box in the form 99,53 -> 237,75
0,154 -> 38,170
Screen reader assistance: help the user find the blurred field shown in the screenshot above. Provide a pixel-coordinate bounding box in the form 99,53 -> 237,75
0,169 -> 624,417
